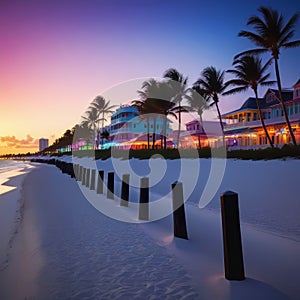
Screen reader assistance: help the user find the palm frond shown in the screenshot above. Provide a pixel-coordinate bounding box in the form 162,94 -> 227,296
282,40 -> 300,49
223,86 -> 248,96
260,80 -> 277,87
234,48 -> 268,59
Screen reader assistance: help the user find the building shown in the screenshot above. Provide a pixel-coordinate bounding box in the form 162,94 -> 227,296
101,104 -> 173,149
39,138 -> 49,151
222,79 -> 300,149
181,120 -> 224,148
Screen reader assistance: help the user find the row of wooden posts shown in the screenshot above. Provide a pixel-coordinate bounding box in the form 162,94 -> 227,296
32,158 -> 246,281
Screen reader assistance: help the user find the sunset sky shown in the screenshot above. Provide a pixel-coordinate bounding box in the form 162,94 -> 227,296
0,0 -> 299,154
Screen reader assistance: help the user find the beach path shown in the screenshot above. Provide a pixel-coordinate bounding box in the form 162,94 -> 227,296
0,164 -> 198,300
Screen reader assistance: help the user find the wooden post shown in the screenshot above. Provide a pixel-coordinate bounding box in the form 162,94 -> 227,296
139,177 -> 149,220
171,182 -> 188,239
85,169 -> 90,187
82,168 -> 86,186
90,169 -> 96,190
97,170 -> 104,194
120,174 -> 130,207
107,172 -> 114,199
220,191 -> 245,281
78,166 -> 82,182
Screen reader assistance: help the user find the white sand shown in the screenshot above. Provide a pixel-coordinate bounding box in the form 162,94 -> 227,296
0,162 -> 35,271
0,157 -> 299,299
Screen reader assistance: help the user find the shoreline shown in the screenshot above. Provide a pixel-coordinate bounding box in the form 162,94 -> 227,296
0,163 -> 34,271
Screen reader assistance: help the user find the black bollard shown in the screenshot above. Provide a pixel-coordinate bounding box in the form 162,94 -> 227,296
97,170 -> 104,194
85,169 -> 90,187
82,168 -> 86,186
120,174 -> 130,207
220,191 -> 245,281
90,169 -> 96,190
78,166 -> 83,182
171,182 -> 188,240
74,164 -> 79,179
139,177 -> 149,221
107,172 -> 114,199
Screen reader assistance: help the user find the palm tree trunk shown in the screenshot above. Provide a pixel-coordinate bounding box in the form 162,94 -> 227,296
152,118 -> 156,149
163,115 -> 167,149
198,113 -> 203,149
215,101 -> 225,146
274,58 -> 297,145
177,103 -> 181,148
147,118 -> 150,149
102,111 -> 105,131
254,89 -> 274,148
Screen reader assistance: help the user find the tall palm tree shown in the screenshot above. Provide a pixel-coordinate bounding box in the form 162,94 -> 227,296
90,96 -> 117,132
132,98 -> 152,149
223,55 -> 276,147
163,68 -> 188,147
235,6 -> 300,145
138,79 -> 177,149
194,66 -> 227,144
81,107 -> 102,147
186,87 -> 209,148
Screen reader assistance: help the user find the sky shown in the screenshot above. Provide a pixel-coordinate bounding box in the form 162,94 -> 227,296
0,0 -> 299,154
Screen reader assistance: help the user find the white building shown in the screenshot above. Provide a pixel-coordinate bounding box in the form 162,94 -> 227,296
39,138 -> 49,151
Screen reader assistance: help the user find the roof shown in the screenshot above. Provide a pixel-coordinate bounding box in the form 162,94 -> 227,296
221,97 -> 267,117
264,88 -> 293,103
293,79 -> 300,88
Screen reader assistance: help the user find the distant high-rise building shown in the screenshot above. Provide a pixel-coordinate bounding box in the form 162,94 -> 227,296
39,138 -> 49,152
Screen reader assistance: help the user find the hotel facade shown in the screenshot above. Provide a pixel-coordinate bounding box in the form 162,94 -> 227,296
222,79 -> 300,149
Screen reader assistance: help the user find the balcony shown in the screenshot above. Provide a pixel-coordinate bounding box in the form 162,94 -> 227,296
224,113 -> 300,131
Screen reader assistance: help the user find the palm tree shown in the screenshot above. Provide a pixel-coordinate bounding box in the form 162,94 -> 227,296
186,87 -> 209,148
235,6 -> 300,145
81,107 -> 102,147
138,79 -> 177,149
163,68 -> 188,147
132,98 -> 152,149
194,66 -> 227,144
90,96 -> 117,132
224,55 -> 276,147
73,123 -> 94,147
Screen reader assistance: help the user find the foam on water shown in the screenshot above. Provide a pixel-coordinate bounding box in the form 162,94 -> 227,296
0,160 -> 34,195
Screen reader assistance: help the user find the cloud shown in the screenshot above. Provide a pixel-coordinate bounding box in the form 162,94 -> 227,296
0,134 -> 38,149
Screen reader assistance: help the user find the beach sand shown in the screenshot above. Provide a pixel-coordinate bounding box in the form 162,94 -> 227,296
0,161 -> 299,299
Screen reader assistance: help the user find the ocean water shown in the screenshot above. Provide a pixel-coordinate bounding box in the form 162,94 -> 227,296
0,160 -> 33,195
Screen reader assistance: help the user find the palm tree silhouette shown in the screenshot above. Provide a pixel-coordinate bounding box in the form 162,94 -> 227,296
90,96 -> 117,132
235,6 -> 300,145
138,79 -> 177,149
194,66 -> 227,144
224,55 -> 276,147
186,87 -> 209,148
163,68 -> 188,147
132,98 -> 152,149
81,107 -> 102,147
